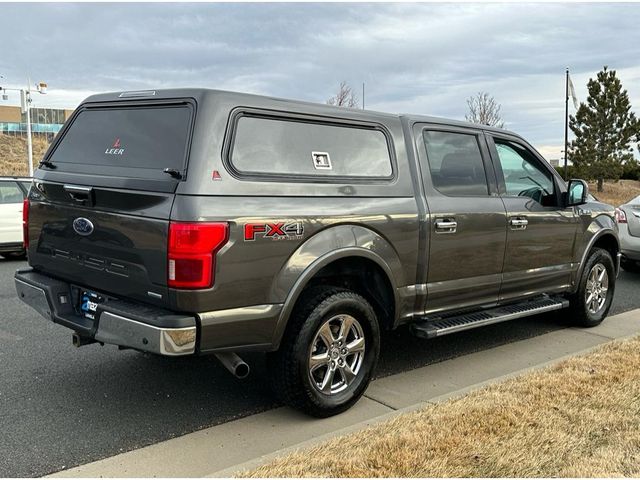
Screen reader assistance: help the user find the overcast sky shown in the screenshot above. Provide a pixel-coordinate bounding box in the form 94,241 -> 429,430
1,2 -> 639,160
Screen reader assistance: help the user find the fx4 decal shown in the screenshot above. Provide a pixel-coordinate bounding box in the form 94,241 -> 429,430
244,222 -> 304,241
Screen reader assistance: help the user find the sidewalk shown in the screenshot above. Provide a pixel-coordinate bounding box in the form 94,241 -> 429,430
49,308 -> 640,478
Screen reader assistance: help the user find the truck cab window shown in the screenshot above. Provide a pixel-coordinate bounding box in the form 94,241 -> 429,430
423,130 -> 489,196
494,140 -> 555,206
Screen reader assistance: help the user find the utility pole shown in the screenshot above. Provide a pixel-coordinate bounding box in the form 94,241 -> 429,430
362,82 -> 365,110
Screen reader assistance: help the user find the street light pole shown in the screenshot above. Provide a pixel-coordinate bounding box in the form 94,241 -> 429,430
20,83 -> 33,177
563,68 -> 569,181
25,92 -> 34,177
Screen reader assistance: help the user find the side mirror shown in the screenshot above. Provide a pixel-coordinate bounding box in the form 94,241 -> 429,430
566,179 -> 589,207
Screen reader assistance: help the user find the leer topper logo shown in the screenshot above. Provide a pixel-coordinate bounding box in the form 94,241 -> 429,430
105,137 -> 125,155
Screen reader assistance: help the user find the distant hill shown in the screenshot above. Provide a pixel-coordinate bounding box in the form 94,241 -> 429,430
0,134 -> 51,176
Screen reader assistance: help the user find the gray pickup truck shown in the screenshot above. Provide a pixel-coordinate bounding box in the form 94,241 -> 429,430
15,89 -> 620,417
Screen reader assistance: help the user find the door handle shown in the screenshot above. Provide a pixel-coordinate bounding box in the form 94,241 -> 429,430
435,219 -> 457,233
509,217 -> 528,229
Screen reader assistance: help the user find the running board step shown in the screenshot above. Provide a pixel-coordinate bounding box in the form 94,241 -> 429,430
411,296 -> 569,339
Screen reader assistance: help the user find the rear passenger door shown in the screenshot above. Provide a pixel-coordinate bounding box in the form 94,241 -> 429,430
486,134 -> 578,301
415,124 -> 507,314
0,180 -> 26,245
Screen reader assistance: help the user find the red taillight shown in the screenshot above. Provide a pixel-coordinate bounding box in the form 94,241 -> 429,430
168,222 -> 229,289
615,208 -> 627,224
22,198 -> 29,249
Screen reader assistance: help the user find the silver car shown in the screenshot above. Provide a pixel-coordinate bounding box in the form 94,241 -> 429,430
617,194 -> 640,272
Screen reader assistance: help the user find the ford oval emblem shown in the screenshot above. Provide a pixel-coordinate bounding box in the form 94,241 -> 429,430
73,217 -> 94,236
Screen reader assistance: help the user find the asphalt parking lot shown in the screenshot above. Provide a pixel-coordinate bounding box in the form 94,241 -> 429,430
1,257 -> 639,477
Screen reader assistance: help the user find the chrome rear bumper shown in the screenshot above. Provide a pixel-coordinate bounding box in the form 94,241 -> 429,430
95,311 -> 196,355
15,269 -> 196,356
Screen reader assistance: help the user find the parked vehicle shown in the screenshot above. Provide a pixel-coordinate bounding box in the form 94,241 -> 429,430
0,176 -> 31,258
15,89 -> 620,417
586,193 -> 616,214
616,195 -> 640,272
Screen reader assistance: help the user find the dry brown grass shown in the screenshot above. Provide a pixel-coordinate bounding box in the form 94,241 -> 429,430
588,179 -> 640,207
0,134 -> 50,176
245,337 -> 640,478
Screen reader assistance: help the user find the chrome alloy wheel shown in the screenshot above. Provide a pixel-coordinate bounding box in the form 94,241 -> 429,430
585,263 -> 609,314
308,314 -> 366,395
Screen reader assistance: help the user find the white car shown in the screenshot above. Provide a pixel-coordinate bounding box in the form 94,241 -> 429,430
616,194 -> 640,273
0,176 -> 31,259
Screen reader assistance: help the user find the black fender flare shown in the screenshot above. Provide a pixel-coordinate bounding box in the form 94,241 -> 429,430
269,225 -> 403,349
571,224 -> 620,292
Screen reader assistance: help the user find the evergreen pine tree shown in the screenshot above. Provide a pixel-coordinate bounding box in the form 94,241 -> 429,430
569,66 -> 639,192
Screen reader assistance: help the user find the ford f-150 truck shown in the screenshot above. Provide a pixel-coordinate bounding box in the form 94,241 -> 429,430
15,89 -> 620,417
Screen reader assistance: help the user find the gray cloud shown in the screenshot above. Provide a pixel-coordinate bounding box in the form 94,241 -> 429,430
1,2 -> 639,159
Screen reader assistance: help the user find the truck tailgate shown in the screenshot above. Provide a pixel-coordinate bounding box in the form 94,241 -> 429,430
27,183 -> 173,307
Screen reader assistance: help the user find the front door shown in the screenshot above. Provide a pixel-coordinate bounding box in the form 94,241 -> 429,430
415,124 -> 507,315
486,134 -> 579,301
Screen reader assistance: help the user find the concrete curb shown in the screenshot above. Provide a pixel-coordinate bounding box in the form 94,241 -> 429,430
211,401 -> 432,478
212,328 -> 640,477
49,308 -> 640,478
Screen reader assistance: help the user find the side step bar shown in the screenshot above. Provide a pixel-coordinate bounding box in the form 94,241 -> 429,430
411,295 -> 569,339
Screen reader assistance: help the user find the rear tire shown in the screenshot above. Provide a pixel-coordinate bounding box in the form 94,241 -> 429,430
269,286 -> 380,418
2,250 -> 26,260
566,247 -> 615,327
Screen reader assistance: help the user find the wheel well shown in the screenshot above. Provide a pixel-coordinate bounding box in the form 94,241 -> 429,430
592,233 -> 619,263
301,256 -> 396,330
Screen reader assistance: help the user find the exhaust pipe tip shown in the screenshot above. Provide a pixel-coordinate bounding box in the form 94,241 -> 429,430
234,362 -> 250,379
215,352 -> 250,379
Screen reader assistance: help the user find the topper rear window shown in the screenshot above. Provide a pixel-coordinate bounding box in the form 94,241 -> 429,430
47,103 -> 193,173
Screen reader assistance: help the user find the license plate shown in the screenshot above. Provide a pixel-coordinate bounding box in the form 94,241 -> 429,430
80,290 -> 103,320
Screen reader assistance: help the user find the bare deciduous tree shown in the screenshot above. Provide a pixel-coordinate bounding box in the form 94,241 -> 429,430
465,92 -> 505,128
326,81 -> 359,108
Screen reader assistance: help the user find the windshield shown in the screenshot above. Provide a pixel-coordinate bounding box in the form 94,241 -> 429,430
48,104 -> 193,173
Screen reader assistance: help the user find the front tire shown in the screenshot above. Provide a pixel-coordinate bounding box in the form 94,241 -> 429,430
269,286 -> 380,418
567,247 -> 615,327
